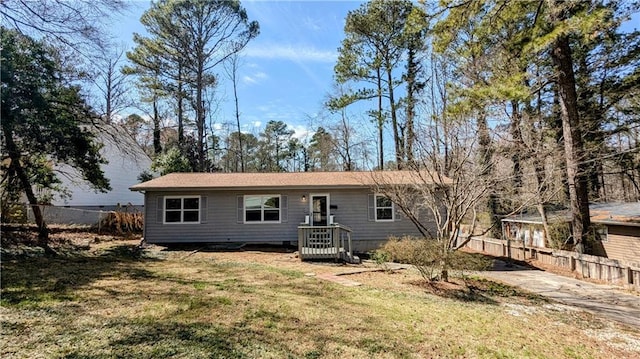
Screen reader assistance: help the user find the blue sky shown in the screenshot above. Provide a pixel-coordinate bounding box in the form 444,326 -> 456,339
114,1 -> 639,146
116,0 -> 365,140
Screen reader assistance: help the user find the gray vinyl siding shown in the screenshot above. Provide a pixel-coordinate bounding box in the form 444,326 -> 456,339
143,188 -> 431,250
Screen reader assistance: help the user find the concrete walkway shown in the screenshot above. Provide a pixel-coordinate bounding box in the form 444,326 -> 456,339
478,261 -> 640,329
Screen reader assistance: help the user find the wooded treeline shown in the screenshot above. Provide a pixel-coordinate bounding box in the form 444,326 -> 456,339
1,0 -> 638,247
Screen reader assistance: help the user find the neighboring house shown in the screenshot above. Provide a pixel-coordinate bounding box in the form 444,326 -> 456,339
501,212 -> 568,249
34,125 -> 152,224
589,203 -> 640,263
130,171 -> 437,259
502,202 -> 640,263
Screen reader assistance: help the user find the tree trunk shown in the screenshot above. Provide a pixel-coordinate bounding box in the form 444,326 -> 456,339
549,88 -> 571,200
376,67 -> 384,170
386,60 -> 403,169
537,203 -> 553,248
550,33 -> 591,253
405,46 -> 417,166
105,59 -> 113,123
152,97 -> 162,155
196,65 -> 205,172
339,110 -> 353,171
510,100 -> 524,191
177,62 -> 184,145
2,123 -> 51,249
440,267 -> 449,282
477,111 -> 499,237
233,67 -> 244,172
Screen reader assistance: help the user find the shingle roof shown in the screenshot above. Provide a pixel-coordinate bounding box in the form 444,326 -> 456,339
502,202 -> 640,226
130,170 -> 449,191
590,202 -> 640,225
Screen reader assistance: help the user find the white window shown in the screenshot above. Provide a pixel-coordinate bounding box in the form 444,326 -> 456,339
164,196 -> 200,223
375,194 -> 394,221
245,195 -> 280,223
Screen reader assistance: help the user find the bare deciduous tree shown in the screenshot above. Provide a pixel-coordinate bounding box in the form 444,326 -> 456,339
1,0 -> 126,54
371,119 -> 495,281
92,48 -> 132,123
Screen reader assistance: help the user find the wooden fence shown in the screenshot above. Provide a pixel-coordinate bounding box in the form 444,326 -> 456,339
461,236 -> 640,291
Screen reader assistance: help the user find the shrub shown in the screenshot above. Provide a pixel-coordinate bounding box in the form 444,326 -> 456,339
379,236 -> 492,281
380,236 -> 442,280
370,250 -> 392,271
546,222 -> 572,250
1,204 -> 27,223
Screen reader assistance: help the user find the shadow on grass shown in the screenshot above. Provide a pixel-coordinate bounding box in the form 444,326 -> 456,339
409,276 -> 548,305
100,321 -> 244,359
456,249 -> 542,272
55,286 -> 356,358
1,244 -> 159,308
410,279 -> 499,304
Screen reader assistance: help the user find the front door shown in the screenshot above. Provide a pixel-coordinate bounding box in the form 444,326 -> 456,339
310,194 -> 329,226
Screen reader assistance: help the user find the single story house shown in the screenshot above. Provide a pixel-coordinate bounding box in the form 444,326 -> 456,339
502,202 -> 640,263
130,171 -> 440,260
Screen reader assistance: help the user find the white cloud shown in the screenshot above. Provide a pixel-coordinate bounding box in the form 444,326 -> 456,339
242,75 -> 258,84
291,124 -> 313,140
242,71 -> 269,85
252,121 -> 262,128
302,16 -> 322,32
244,44 -> 337,63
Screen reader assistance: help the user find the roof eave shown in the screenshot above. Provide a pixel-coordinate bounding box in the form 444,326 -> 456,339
129,184 -> 379,192
592,219 -> 640,227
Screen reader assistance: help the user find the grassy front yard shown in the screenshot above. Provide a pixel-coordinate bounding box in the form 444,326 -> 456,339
1,238 -> 639,358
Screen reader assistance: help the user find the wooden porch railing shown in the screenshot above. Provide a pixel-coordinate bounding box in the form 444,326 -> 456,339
297,224 -> 357,262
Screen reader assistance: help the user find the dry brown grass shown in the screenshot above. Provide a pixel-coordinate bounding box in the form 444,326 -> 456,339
97,210 -> 144,234
2,237 -> 640,358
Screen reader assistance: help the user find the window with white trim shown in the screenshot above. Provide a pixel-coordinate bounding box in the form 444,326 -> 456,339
375,194 -> 394,221
164,196 -> 200,223
245,195 -> 280,223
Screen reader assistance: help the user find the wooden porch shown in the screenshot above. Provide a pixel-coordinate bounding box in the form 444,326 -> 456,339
297,224 -> 360,263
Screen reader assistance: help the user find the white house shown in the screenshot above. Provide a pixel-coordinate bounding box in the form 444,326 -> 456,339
35,124 -> 152,224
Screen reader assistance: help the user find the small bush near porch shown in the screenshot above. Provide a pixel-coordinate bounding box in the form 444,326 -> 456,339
377,236 -> 494,281
2,234 -> 639,358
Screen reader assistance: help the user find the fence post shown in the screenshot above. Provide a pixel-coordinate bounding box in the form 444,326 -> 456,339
298,227 -> 304,259
331,226 -> 340,259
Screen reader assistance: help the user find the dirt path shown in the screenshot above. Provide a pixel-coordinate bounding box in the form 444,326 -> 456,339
478,261 -> 640,329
